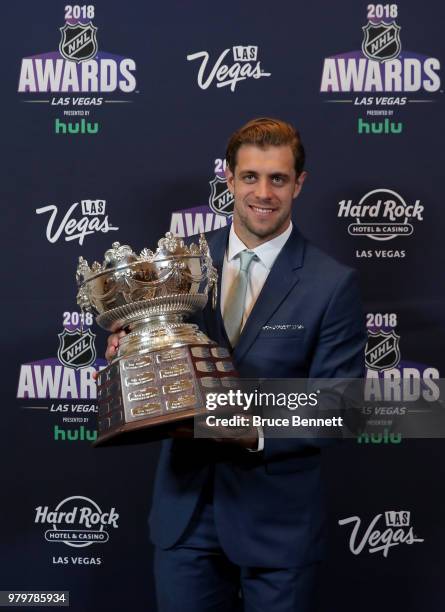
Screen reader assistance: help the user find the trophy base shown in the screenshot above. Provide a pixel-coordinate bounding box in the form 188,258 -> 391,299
95,342 -> 237,446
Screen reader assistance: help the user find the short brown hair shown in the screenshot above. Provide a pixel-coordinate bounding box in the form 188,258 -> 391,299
226,117 -> 305,176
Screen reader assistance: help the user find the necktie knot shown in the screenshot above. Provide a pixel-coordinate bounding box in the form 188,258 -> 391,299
239,249 -> 257,272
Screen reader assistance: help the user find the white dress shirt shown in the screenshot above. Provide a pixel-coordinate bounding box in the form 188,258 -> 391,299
221,221 -> 293,326
220,222 -> 293,452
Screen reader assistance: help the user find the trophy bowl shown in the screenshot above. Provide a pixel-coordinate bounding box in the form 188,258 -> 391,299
76,232 -> 237,446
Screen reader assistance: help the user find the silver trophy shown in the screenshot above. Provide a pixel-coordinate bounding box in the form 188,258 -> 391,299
76,232 -> 236,445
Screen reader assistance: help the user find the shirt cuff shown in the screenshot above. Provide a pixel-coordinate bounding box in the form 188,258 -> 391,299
247,425 -> 264,452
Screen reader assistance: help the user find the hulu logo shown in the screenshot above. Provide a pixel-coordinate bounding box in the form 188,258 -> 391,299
53,425 -> 97,442
357,428 -> 402,444
358,118 -> 403,134
54,118 -> 99,134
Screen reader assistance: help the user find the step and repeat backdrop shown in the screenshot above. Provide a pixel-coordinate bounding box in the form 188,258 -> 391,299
2,0 -> 444,610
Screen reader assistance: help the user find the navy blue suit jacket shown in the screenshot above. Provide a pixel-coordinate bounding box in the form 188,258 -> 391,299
149,225 -> 366,568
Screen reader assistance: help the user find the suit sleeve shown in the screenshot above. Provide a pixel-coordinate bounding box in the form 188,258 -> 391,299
262,269 -> 367,463
308,269 -> 366,380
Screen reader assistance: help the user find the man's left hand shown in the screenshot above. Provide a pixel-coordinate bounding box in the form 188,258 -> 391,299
167,419 -> 258,450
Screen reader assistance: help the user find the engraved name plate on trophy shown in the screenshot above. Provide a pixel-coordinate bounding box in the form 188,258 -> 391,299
76,232 -> 237,445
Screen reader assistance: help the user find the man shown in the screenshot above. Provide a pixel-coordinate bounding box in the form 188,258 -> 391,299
106,118 -> 366,611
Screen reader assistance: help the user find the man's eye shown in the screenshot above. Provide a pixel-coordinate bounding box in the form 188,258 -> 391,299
272,176 -> 284,185
243,174 -> 256,182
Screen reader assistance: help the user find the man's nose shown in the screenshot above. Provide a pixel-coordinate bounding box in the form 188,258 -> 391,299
254,178 -> 272,200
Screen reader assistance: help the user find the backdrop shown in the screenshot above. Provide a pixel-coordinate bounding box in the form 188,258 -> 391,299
2,1 -> 444,610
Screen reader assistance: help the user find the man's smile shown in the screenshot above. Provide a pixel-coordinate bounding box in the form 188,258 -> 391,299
247,203 -> 276,216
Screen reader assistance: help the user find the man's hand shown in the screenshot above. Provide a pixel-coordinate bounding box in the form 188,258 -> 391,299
92,329 -> 127,381
213,427 -> 259,450
106,330 -> 127,361
167,422 -> 195,439
196,417 -> 259,449
167,419 -> 259,449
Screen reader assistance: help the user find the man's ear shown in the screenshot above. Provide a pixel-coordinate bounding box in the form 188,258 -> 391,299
293,170 -> 307,198
225,165 -> 235,194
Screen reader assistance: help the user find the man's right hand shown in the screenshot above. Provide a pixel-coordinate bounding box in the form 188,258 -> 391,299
93,329 -> 127,381
105,329 -> 127,361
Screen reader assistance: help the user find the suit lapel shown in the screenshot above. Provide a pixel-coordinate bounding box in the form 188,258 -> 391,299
203,225 -> 231,347
233,227 -> 306,363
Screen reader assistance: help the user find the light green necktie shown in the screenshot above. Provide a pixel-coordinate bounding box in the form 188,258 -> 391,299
224,250 -> 257,347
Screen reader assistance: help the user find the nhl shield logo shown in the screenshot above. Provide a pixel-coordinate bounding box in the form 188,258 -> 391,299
365,330 -> 401,371
209,176 -> 234,216
58,329 -> 97,369
59,22 -> 98,63
362,21 -> 401,62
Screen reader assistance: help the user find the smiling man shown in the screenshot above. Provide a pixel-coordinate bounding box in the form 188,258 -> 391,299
225,120 -> 306,248
106,118 -> 366,612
